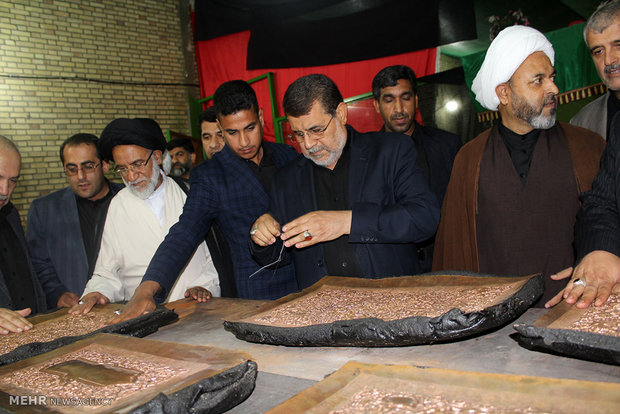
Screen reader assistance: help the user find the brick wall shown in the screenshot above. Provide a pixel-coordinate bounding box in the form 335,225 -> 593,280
0,0 -> 199,224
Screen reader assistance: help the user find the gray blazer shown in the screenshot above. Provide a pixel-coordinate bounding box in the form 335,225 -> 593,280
0,203 -> 47,311
26,182 -> 123,306
570,92 -> 608,139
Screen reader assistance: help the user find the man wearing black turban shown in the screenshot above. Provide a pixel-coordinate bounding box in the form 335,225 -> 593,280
107,80 -> 300,325
70,118 -> 221,315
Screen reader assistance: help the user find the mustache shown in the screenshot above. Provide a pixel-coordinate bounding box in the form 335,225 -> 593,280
127,177 -> 146,186
306,145 -> 327,154
0,194 -> 7,202
544,94 -> 557,106
605,64 -> 620,74
390,112 -> 409,120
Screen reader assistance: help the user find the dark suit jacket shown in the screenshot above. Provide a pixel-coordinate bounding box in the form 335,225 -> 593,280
0,203 -> 47,311
26,182 -> 123,306
143,142 -> 299,300
169,176 -> 237,298
576,112 -> 620,261
412,122 -> 462,207
381,122 -> 461,206
253,126 -> 440,290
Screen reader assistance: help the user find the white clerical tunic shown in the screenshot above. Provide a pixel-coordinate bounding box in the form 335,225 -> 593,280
82,175 -> 220,302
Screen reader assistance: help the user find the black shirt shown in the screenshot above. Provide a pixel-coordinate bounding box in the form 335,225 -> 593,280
246,144 -> 277,194
312,139 -> 363,277
0,204 -> 38,312
607,92 -> 620,141
498,122 -> 541,185
411,124 -> 430,182
76,184 -> 115,278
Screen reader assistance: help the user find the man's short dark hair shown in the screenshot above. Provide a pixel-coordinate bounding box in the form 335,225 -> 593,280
198,107 -> 218,129
282,74 -> 343,117
213,80 -> 259,119
166,137 -> 194,154
59,133 -> 101,164
372,65 -> 418,101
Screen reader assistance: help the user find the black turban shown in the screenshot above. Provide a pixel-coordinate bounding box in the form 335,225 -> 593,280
99,118 -> 166,162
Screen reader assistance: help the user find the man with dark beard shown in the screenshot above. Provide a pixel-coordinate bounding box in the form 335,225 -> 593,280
70,118 -> 220,314
27,134 -> 123,309
372,65 -> 462,272
166,138 -> 195,184
433,26 -> 605,306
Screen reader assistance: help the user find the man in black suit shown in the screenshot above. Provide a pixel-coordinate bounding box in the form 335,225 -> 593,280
0,135 -> 47,334
547,113 -> 620,309
250,74 -> 439,289
372,65 -> 462,271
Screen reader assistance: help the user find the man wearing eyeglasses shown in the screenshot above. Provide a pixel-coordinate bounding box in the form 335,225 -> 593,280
103,81 -> 299,324
69,118 -> 220,315
26,134 -> 124,309
250,74 -> 440,290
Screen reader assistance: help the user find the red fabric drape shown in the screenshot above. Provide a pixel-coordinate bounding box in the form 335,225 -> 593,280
195,31 -> 437,141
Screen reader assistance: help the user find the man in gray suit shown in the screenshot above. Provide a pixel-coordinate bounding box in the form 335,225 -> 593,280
26,134 -> 123,308
571,0 -> 620,140
0,136 -> 46,334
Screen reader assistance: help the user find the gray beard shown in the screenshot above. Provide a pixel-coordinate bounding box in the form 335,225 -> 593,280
123,161 -> 160,200
169,166 -> 187,178
304,145 -> 343,168
511,90 -> 557,130
528,111 -> 556,130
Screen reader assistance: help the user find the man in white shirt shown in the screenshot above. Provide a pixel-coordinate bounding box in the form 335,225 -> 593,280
70,118 -> 220,314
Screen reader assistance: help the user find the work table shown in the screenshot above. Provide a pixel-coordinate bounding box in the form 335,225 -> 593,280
149,298 -> 620,413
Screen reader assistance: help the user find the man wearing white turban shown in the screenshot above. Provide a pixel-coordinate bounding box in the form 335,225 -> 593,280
433,25 -> 605,306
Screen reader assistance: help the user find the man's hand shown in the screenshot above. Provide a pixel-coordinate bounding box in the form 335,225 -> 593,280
69,292 -> 110,315
281,210 -> 352,248
57,291 -> 80,308
545,250 -> 620,308
184,286 -> 212,303
250,213 -> 282,246
0,308 -> 32,335
105,281 -> 160,325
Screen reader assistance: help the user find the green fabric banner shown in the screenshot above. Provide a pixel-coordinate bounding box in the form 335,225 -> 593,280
461,23 -> 601,112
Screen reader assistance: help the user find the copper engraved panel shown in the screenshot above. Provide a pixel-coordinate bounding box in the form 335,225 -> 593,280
268,362 -> 620,414
0,311 -> 114,355
225,273 -> 543,346
0,333 -> 255,413
244,283 -> 522,328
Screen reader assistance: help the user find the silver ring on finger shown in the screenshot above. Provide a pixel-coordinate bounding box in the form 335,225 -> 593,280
573,278 -> 586,287
303,230 -> 312,241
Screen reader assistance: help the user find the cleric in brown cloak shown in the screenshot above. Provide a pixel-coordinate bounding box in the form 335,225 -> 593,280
432,25 -> 605,306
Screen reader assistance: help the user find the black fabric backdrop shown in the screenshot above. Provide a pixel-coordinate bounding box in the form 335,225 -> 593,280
194,0 -> 476,69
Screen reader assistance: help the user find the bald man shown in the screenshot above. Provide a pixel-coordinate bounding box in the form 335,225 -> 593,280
0,136 -> 47,334
433,26 -> 605,306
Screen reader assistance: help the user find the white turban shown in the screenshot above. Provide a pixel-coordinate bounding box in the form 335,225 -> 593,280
472,25 -> 555,111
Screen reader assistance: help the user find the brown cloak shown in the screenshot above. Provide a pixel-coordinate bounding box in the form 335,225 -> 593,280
433,122 -> 605,274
